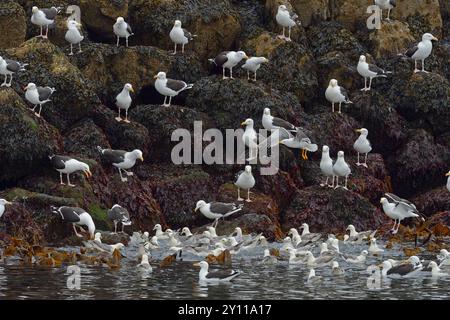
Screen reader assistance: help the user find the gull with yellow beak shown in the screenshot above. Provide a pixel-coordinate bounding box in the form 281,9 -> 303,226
279,128 -> 317,160
194,200 -> 243,227
24,83 -> 56,117
445,171 -> 450,192
0,199 -> 13,219
97,146 -> 144,182
403,33 -> 438,73
325,79 -> 352,113
241,57 -> 269,81
241,118 -> 259,161
353,128 -> 372,167
208,51 -> 249,79
65,20 -> 84,55
154,71 -> 193,107
115,83 -> 134,123
49,155 -> 92,187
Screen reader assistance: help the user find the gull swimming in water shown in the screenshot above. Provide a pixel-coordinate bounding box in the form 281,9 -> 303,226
193,261 -> 240,282
427,261 -> 448,277
137,254 -> 152,272
306,268 -> 322,284
346,224 -> 376,243
368,238 -> 384,254
331,261 -> 345,276
383,256 -> 423,278
353,128 -> 372,167
344,250 -> 368,264
261,249 -> 278,265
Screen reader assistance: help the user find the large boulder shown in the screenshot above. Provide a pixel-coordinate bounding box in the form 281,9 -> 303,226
0,1 -> 27,49
368,21 -> 416,59
396,0 -> 443,39
412,187 -> 450,217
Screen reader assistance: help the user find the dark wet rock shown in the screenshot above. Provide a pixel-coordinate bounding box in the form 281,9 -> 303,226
412,187 -> 450,217
258,170 -> 301,212
0,88 -> 62,186
215,213 -> 281,241
0,1 -> 27,49
97,231 -> 130,245
64,119 -> 110,159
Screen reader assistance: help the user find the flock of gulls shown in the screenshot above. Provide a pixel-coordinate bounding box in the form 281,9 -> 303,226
0,2 -> 449,287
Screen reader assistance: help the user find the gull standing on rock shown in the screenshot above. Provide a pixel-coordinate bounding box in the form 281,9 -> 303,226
97,146 -> 143,182
107,204 -> 131,233
234,165 -> 256,202
241,118 -> 259,161
169,20 -> 196,54
380,193 -> 424,234
208,51 -> 248,79
446,171 -> 450,192
0,199 -> 13,219
154,72 -> 193,107
31,6 -> 61,39
115,83 -> 134,123
403,33 -> 438,73
320,145 -> 334,187
241,57 -> 269,81
357,55 -> 391,91
65,20 -> 84,55
332,151 -> 351,190
275,5 -> 300,41
353,128 -> 372,167
24,82 -> 56,117
375,0 -> 396,21
113,17 -> 133,47
325,79 -> 352,113
194,200 -> 243,228
49,155 -> 92,186
0,56 -> 27,87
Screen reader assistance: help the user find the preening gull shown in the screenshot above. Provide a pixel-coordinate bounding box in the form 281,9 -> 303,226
234,165 -> 256,202
154,71 -> 193,107
279,128 -> 318,160
24,82 -> 56,117
375,0 -> 396,21
193,261 -> 240,282
31,6 -> 61,39
357,55 -> 391,91
97,146 -> 143,182
262,108 -> 297,133
380,193 -> 424,234
446,171 -> 450,192
332,151 -> 351,190
65,20 -> 84,55
241,118 -> 259,161
320,146 -> 334,187
276,5 -> 301,41
169,20 -> 196,54
353,128 -> 372,167
49,155 -> 92,186
325,79 -> 352,113
113,17 -> 133,47
208,51 -> 248,79
403,33 -> 438,73
115,83 -> 134,122
0,56 -> 27,87
241,57 -> 269,81
107,204 -> 131,233
194,200 -> 242,228
0,199 -> 13,219
51,206 -> 96,239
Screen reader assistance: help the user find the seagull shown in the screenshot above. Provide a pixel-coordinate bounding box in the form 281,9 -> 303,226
332,151 -> 351,190
353,128 -> 372,167
262,108 -> 297,133
304,251 -> 334,267
241,118 -> 259,161
153,224 -> 169,240
306,268 -> 322,284
275,5 -> 301,41
193,261 -> 240,282
49,155 -> 92,186
384,256 -> 423,278
96,146 -> 143,182
154,71 -> 193,107
107,204 -> 131,233
380,197 -> 403,234
169,20 -> 196,54
24,83 -> 56,117
206,226 -> 219,238
180,227 -> 193,237
279,128 -> 318,160
194,201 -> 242,228
368,238 -> 384,254
427,261 -> 448,277
65,20 -> 84,55
375,0 -> 396,21
51,206 -> 96,239
115,83 -> 134,122
325,79 -> 353,113
234,165 -> 256,202
137,254 -> 152,271
0,56 -> 27,87
446,171 -> 450,192
357,55 -> 391,91
381,193 -> 425,234
299,223 -> 322,242
113,17 -> 133,47
403,33 -> 438,73
241,57 -> 269,81
437,249 -> 450,267
346,224 -> 376,242
344,250 -> 368,264
286,247 -> 305,265
331,261 -> 345,276
31,6 -> 61,39
208,51 -> 249,79
320,146 -> 334,187
0,199 -> 13,219
261,249 -> 278,265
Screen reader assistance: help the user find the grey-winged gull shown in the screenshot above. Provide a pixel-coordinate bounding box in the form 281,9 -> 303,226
357,55 -> 391,91
368,238 -> 384,254
261,249 -> 278,265
331,261 -> 345,276
344,250 -> 368,264
154,71 -> 193,107
137,254 -> 152,271
193,261 -> 240,282
353,128 -> 372,167
332,151 -> 351,189
234,165 -> 256,202
381,193 -> 425,234
320,145 -> 334,187
31,6 -> 61,38
241,57 -> 269,81
241,118 -> 258,161
383,256 -> 423,278
107,204 -> 132,233
0,199 -> 13,219
195,201 -> 243,228
403,33 -> 438,73
208,51 -> 248,79
325,79 -> 352,113
380,197 -> 402,233
51,206 -> 96,239
113,17 -> 133,47
0,56 -> 27,87
115,83 -> 134,122
49,155 -> 92,186
24,82 -> 56,117
276,5 -> 301,41
262,108 -> 297,132
375,0 -> 396,21
65,20 -> 84,55
427,261 -> 448,277
279,128 -> 318,160
169,20 -> 196,54
97,146 -> 143,182
446,171 -> 450,192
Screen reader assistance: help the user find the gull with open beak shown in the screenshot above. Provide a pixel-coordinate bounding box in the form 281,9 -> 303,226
49,155 -> 92,187
0,199 -> 13,219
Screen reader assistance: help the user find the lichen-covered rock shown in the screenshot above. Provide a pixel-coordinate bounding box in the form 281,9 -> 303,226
0,88 -> 62,185
215,213 -> 281,241
396,0 -> 443,39
0,1 -> 27,49
291,0 -> 329,27
412,186 -> 450,216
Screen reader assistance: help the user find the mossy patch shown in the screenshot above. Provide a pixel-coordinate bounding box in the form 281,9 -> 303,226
88,203 -> 111,230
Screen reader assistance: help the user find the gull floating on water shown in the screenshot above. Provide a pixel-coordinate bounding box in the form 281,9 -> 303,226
137,253 -> 152,272
344,250 -> 368,264
193,261 -> 240,282
331,261 -> 345,276
368,238 -> 384,254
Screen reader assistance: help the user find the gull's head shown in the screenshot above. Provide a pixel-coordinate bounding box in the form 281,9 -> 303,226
236,51 -> 249,60
194,200 -> 206,212
337,151 -> 344,158
428,261 -> 438,269
115,243 -> 125,250
409,256 -> 421,265
261,57 -> 269,63
203,230 -> 211,237
380,197 -> 388,205
77,162 -> 92,178
278,5 -> 287,12
181,227 -> 190,235
264,249 -> 270,257
445,171 -> 450,177
422,33 -> 438,42
94,232 -> 102,241
361,250 -> 368,256
174,20 -> 182,27
283,236 -> 291,243
154,71 -> 167,80
440,249 -> 449,256
288,228 -> 297,236
153,224 -> 162,231
32,6 -> 39,14
322,145 -> 329,153
116,17 -> 125,23
193,261 -> 208,269
355,128 -> 368,136
300,223 -> 308,229
321,242 -> 328,250
359,55 -> 366,63
263,108 -> 271,116
24,83 -> 36,91
332,261 -> 339,269
131,149 -> 144,161
370,237 -> 376,244
346,224 -> 355,232
244,165 -> 252,173
343,234 -> 349,241
241,118 -> 253,127
124,83 -> 134,93
382,260 -> 392,270
329,79 -> 338,87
